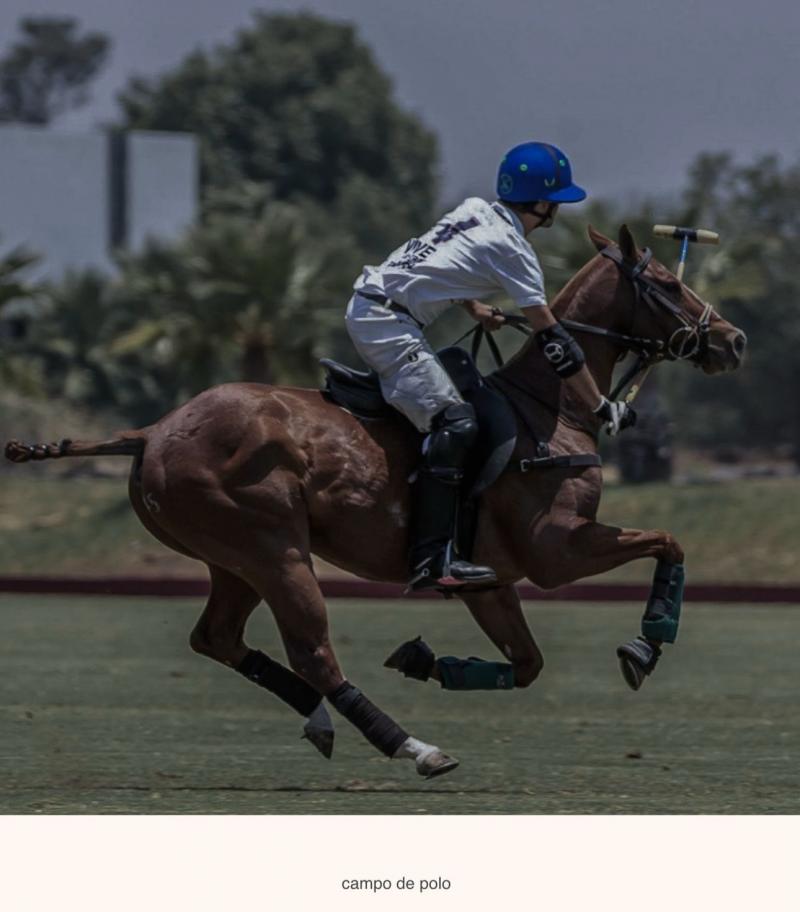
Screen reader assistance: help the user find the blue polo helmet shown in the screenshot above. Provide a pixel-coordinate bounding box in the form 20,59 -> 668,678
496,142 -> 586,204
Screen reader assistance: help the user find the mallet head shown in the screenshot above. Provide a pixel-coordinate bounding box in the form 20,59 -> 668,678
653,225 -> 720,245
653,225 -> 719,279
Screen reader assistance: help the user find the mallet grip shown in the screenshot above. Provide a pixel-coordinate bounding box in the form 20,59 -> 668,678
653,225 -> 719,245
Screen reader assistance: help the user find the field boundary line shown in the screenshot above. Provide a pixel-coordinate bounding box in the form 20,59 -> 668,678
1,576 -> 800,603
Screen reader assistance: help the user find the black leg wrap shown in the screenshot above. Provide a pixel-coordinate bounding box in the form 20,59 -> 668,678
236,649 -> 321,718
327,681 -> 409,757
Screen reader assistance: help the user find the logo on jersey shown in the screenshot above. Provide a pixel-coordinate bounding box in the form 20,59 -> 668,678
386,217 -> 480,271
543,342 -> 566,364
499,173 -> 514,196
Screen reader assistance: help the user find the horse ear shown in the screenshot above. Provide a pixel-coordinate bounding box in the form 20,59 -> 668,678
587,225 -> 612,252
618,224 -> 639,263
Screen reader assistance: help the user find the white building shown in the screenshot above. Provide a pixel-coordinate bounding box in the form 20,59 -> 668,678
0,125 -> 198,278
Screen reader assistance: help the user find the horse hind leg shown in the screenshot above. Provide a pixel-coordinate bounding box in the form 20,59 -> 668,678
246,544 -> 459,779
190,564 -> 335,758
384,584 -> 542,691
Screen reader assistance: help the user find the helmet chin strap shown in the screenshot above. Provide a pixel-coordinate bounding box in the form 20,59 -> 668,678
529,202 -> 558,231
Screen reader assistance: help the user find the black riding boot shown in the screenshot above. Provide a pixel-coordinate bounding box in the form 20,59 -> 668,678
408,403 -> 497,592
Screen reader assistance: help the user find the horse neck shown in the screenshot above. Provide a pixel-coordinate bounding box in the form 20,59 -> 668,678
494,257 -> 628,427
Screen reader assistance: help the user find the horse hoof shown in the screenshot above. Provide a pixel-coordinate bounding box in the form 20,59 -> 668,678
618,653 -> 646,691
417,750 -> 459,779
383,636 -> 435,681
302,725 -> 335,759
616,636 -> 662,692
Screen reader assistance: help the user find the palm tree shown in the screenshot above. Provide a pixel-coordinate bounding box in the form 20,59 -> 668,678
19,268 -> 129,409
109,195 -> 359,420
0,238 -> 41,392
0,241 -> 38,311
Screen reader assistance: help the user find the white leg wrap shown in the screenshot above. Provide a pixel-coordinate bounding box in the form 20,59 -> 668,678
392,736 -> 438,763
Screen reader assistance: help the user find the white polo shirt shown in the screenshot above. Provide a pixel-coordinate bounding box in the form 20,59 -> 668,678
353,197 -> 547,327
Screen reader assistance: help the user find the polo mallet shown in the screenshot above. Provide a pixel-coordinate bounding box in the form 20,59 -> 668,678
623,224 -> 720,404
653,224 -> 719,281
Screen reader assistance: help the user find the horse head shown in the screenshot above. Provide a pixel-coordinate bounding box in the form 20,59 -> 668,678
583,224 -> 747,375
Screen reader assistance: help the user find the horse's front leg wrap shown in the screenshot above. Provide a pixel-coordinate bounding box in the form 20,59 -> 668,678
641,559 -> 685,644
236,649 -> 322,716
436,656 -> 515,690
327,681 -> 409,757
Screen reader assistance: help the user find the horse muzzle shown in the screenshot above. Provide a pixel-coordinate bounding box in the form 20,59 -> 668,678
701,327 -> 747,374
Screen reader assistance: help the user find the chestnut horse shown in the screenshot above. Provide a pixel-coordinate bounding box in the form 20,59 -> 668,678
5,225 -> 746,778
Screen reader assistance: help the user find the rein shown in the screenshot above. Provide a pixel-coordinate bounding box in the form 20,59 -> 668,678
597,246 -> 714,365
457,243 -> 714,403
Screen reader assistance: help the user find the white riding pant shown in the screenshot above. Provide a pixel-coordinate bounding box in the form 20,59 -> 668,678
345,293 -> 464,433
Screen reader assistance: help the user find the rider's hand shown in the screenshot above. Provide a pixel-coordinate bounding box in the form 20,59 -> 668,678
593,397 -> 637,436
462,300 -> 505,332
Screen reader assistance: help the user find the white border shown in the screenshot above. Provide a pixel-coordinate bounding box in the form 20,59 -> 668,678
2,815 -> 797,911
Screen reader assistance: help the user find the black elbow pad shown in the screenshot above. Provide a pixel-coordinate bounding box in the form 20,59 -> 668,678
535,322 -> 585,378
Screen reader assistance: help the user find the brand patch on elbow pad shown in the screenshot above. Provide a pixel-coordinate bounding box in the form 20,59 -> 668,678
535,323 -> 585,377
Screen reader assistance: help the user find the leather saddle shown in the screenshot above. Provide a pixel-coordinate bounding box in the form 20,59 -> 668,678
320,346 -> 517,559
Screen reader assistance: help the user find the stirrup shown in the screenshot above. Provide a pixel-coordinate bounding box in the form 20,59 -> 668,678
407,543 -> 497,593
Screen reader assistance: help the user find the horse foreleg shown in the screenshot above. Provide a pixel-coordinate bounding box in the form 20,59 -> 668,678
529,519 -> 684,588
189,564 -> 334,756
530,519 -> 686,690
249,547 -> 459,778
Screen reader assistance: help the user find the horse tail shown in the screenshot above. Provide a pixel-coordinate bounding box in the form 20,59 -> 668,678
4,429 -> 148,464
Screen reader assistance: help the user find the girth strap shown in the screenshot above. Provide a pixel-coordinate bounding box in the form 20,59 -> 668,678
514,453 -> 602,472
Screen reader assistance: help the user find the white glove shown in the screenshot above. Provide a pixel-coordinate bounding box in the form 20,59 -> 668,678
593,397 -> 637,436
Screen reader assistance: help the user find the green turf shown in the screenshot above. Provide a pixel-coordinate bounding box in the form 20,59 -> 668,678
1,474 -> 799,581
2,595 -> 799,814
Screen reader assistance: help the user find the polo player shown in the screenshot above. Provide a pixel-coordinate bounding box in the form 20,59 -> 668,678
344,142 -> 636,592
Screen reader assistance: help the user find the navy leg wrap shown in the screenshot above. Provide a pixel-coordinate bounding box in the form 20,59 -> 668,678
236,649 -> 321,718
328,681 -> 409,757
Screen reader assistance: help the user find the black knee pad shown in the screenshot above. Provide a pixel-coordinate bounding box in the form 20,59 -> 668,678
424,403 -> 478,474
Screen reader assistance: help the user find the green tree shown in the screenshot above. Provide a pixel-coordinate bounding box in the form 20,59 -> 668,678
0,241 -> 38,311
105,193 -> 361,423
0,17 -> 110,124
117,11 -> 438,256
20,270 -> 123,408
0,239 -> 40,392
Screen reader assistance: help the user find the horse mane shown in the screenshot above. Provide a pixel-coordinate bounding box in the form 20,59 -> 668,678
548,250 -> 606,320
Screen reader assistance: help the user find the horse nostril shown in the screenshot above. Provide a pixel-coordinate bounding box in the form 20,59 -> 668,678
733,332 -> 747,357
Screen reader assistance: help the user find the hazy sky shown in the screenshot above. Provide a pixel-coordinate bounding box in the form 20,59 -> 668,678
2,0 -> 798,206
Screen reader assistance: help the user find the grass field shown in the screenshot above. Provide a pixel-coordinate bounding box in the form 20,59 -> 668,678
1,472 -> 799,582
2,595 -> 799,814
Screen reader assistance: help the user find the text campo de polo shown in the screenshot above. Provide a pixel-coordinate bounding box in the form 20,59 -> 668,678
341,877 -> 451,893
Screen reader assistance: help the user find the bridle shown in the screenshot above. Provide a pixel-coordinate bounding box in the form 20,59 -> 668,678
560,245 -> 714,399
459,243 -> 716,402
594,245 -> 713,360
